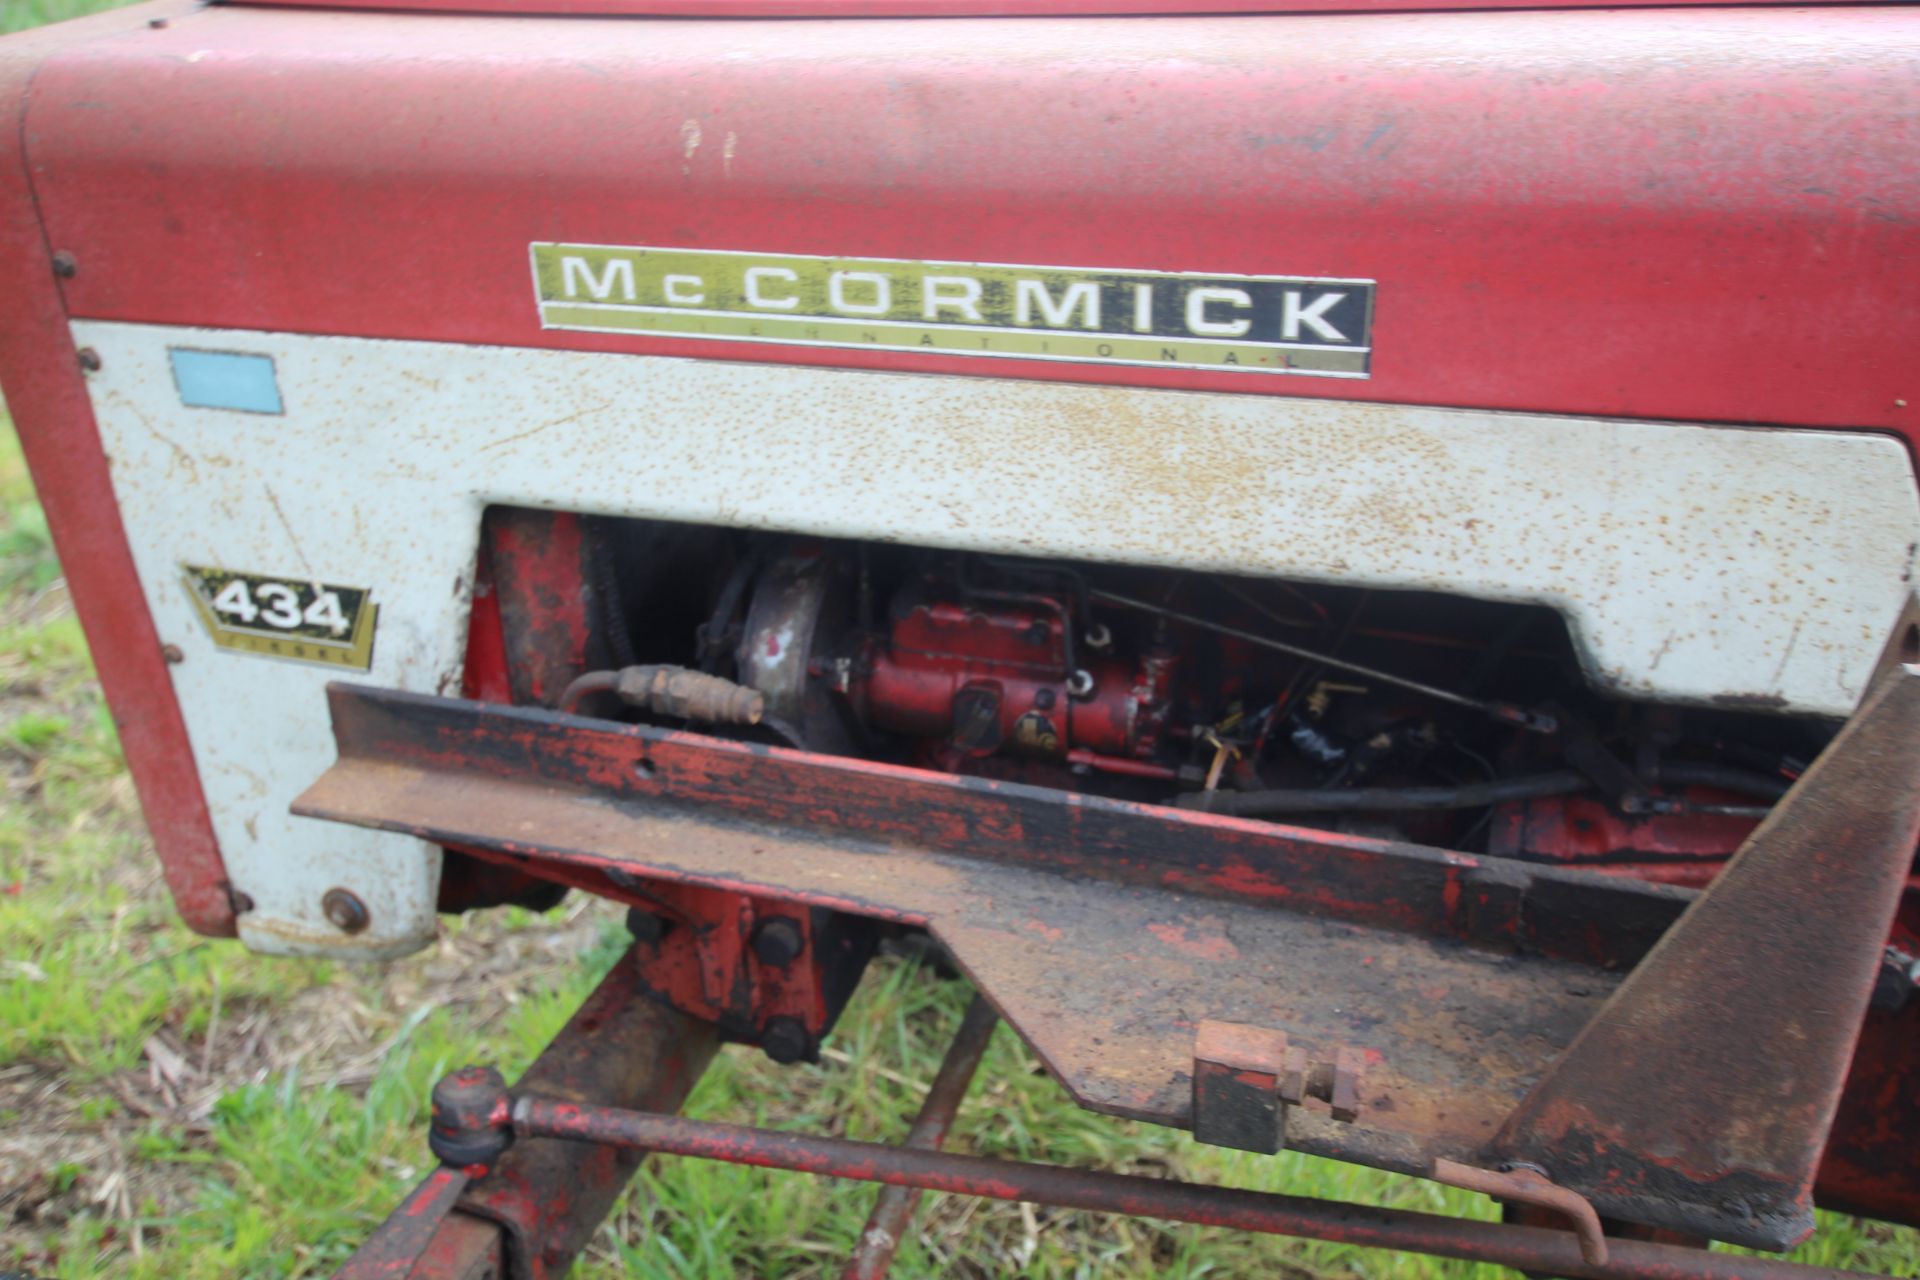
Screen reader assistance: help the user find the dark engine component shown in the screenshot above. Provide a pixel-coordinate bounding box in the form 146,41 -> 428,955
561,528 -> 1825,889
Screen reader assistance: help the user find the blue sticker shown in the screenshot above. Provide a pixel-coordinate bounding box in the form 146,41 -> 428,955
168,348 -> 284,415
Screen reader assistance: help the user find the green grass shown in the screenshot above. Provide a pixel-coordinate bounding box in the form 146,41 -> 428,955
1,0 -> 130,34
4,1 -> 1920,1275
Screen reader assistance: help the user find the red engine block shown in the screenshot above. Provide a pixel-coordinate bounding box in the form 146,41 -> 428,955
848,591 -> 1178,778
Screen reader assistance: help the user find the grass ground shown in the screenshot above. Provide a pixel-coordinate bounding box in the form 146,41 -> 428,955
3,3 -> 1920,1276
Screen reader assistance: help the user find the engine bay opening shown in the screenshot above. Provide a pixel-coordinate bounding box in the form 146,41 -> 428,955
462,507 -> 1830,885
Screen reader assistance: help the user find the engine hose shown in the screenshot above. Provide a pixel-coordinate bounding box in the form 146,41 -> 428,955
1651,760 -> 1793,801
1179,760 -> 1793,817
558,670 -> 620,716
1177,772 -> 1592,815
587,518 -> 637,670
697,546 -> 765,674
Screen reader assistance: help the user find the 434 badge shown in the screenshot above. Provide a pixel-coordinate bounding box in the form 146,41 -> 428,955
183,565 -> 378,670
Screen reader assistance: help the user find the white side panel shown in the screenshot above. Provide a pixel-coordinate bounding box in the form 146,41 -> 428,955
76,321 -> 1920,958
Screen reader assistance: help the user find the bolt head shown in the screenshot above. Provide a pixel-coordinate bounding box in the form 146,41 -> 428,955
751,916 -> 806,967
50,251 -> 77,279
321,887 -> 370,934
760,1016 -> 812,1065
625,906 -> 667,944
1871,963 -> 1912,1012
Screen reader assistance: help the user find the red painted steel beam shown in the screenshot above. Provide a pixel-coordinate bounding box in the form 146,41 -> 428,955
842,993 -> 999,1280
334,1167 -> 475,1280
508,1099 -> 1876,1280
484,509 -> 602,709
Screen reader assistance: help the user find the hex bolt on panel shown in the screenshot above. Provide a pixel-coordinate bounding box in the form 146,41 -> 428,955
623,905 -> 667,944
760,1015 -> 813,1065
321,887 -> 370,934
750,916 -> 806,967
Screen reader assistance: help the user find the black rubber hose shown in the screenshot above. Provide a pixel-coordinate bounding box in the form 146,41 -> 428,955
587,518 -> 638,671
1649,760 -> 1793,801
697,546 -> 764,674
1179,760 -> 1792,818
1177,771 -> 1593,816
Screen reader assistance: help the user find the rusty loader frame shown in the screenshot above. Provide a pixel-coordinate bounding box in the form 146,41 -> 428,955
317,597 -> 1920,1279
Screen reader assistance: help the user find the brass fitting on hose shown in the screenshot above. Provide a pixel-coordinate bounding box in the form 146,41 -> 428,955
615,664 -> 765,726
559,664 -> 767,724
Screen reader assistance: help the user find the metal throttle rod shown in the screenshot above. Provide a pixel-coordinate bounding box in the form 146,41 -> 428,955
507,1097 -> 1870,1280
843,994 -> 1000,1280
354,1056 -> 1878,1280
1089,588 -> 1558,734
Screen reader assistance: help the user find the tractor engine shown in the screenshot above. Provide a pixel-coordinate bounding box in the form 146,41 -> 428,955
749,554 -> 1181,776
527,527 -> 1814,887
846,585 -> 1175,774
